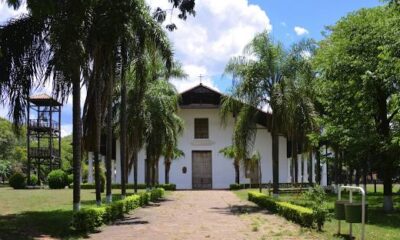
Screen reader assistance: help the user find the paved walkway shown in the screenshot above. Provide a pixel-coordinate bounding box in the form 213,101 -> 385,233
89,191 -> 318,240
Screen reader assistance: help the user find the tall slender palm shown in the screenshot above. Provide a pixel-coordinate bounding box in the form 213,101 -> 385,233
224,31 -> 286,195
224,32 -> 318,193
219,145 -> 241,184
0,0 -> 91,211
143,80 -> 182,187
125,55 -> 185,191
163,147 -> 184,184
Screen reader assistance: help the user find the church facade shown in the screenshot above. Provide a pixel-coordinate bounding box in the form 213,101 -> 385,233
87,84 -> 328,189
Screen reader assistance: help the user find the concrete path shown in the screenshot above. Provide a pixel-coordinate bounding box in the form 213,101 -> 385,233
89,191 -> 318,240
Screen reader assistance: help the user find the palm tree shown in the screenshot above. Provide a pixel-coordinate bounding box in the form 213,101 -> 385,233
219,145 -> 241,184
164,146 -> 184,184
224,31 -> 286,195
224,32 -> 318,194
125,54 -> 186,191
0,0 -> 91,211
143,80 -> 182,187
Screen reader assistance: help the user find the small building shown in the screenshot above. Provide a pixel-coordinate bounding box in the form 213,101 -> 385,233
88,84 -> 327,189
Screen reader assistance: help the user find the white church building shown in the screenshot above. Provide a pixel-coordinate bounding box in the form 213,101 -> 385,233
87,84 -> 328,189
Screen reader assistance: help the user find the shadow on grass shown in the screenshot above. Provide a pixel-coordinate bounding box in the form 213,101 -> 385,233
0,210 -> 87,240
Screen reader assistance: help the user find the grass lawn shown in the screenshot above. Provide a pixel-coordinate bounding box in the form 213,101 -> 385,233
0,187 -> 148,240
234,184 -> 400,240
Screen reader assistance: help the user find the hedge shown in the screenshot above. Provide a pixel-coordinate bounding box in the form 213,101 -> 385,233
80,183 -> 176,191
231,182 -> 313,190
248,192 -> 316,228
72,188 -> 165,232
276,202 -> 314,227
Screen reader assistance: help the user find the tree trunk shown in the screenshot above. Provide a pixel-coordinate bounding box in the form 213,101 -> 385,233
151,160 -> 156,187
133,151 -> 138,193
106,89 -> 113,203
145,157 -> 150,188
355,169 -> 360,186
94,87 -> 102,206
72,69 -> 82,212
234,160 -> 240,184
383,164 -> 393,212
165,160 -> 171,184
272,133 -> 279,195
376,90 -> 393,212
120,44 -> 127,198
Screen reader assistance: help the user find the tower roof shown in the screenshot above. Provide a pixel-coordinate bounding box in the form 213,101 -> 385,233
29,93 -> 62,106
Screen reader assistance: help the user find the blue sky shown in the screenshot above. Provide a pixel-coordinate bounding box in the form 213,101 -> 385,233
0,0 -> 383,135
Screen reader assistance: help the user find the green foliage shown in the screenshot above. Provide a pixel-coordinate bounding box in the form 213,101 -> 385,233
276,202 -> 314,227
313,5 -> 400,203
229,184 -> 244,190
248,191 -> 321,228
79,183 -> 175,191
156,184 -> 176,191
0,160 -> 12,180
30,174 -> 38,186
248,192 -> 278,213
9,172 -> 26,189
72,188 -> 165,232
303,186 -> 330,230
47,170 -> 68,189
72,207 -> 106,232
67,174 -> 73,187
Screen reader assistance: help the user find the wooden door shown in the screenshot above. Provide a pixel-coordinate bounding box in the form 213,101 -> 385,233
192,151 -> 212,189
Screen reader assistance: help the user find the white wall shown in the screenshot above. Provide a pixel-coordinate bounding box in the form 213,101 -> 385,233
116,108 -> 290,189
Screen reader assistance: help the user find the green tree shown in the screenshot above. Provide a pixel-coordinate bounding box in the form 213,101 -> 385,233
313,5 -> 400,212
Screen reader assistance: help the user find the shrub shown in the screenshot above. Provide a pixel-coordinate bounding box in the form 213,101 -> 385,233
150,188 -> 165,201
229,183 -> 244,190
79,183 -> 174,191
156,184 -> 176,191
248,191 -> 315,228
9,172 -> 26,189
302,185 -> 330,230
276,202 -> 314,227
30,174 -> 38,186
72,207 -> 106,232
139,192 -> 150,205
72,188 -> 165,232
248,191 -> 278,213
47,170 -> 68,189
67,174 -> 73,187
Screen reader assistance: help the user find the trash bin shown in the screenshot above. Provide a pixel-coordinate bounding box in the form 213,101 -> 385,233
345,202 -> 368,223
334,200 -> 349,220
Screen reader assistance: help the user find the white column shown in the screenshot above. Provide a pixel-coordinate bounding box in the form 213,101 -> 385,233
297,154 -> 302,183
88,152 -> 94,183
312,152 -> 316,183
287,158 -> 291,182
112,159 -> 115,183
101,155 -> 106,168
115,140 -> 121,184
322,162 -> 328,186
303,154 -> 308,183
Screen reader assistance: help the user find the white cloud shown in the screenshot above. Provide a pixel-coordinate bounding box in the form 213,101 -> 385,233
61,124 -> 73,137
0,2 -> 27,24
281,22 -> 287,27
147,0 -> 272,91
294,26 -> 309,36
